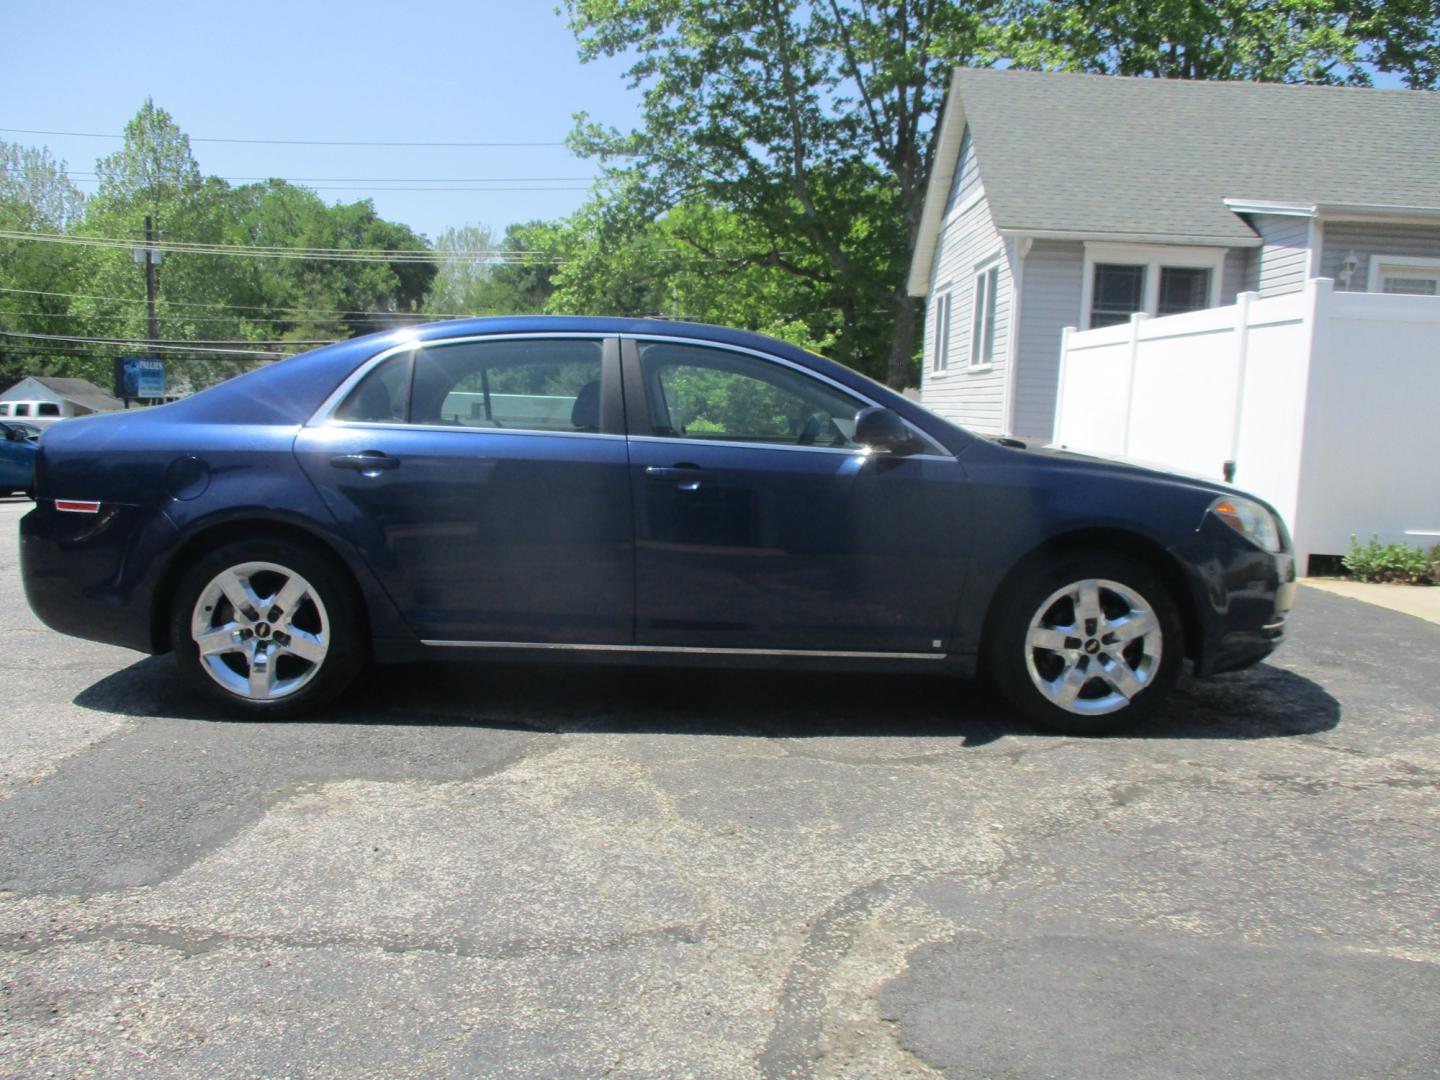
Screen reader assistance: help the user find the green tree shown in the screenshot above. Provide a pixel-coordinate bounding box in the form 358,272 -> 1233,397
1003,0 -> 1440,86
426,224 -> 500,316
564,0 -> 1000,387
0,141 -> 89,384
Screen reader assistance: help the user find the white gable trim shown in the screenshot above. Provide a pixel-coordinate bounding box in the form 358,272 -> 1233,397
1225,197 -> 1440,225
907,68 -> 968,297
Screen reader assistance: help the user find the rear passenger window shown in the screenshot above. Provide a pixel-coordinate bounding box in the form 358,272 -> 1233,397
13,404 -> 30,417
335,353 -> 412,423
411,339 -> 603,433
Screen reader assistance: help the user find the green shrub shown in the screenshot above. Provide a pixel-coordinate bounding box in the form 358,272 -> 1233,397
1342,535 -> 1435,584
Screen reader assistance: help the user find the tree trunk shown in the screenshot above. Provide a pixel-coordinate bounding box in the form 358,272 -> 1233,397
886,286 -> 918,389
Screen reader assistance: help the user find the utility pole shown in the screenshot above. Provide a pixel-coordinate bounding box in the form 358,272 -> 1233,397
143,214 -> 159,351
129,217 -> 163,409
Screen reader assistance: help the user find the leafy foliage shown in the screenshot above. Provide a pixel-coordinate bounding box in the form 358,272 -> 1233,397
1342,535 -> 1438,584
562,0 -> 1002,386
0,101 -> 435,391
1002,0 -> 1440,86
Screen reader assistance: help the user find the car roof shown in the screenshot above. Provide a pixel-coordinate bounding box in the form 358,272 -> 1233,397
63,316 -> 975,455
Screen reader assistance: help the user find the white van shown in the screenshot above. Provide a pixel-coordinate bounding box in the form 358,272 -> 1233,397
0,401 -> 67,428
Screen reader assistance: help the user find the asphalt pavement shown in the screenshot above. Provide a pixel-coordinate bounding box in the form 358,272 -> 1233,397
1,495 -> 1437,1078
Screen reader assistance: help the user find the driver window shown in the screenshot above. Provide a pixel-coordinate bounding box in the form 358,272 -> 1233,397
637,342 -> 863,448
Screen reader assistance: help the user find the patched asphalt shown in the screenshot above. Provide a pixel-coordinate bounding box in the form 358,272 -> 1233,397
0,496 -> 1436,1078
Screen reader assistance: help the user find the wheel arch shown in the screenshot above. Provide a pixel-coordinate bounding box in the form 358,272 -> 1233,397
980,527 -> 1201,667
149,516 -> 370,655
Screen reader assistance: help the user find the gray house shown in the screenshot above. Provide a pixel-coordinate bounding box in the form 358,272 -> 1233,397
909,68 -> 1440,441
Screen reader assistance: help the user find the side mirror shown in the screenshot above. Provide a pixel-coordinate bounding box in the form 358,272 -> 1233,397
853,406 -> 917,455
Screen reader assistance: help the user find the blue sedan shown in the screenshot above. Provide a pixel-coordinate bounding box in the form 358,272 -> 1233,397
0,420 -> 39,496
19,317 -> 1294,732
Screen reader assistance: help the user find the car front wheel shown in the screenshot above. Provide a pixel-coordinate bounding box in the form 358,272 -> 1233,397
989,553 -> 1183,734
170,540 -> 365,716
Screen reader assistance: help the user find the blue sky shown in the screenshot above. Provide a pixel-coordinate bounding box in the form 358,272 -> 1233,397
1,0 -> 642,241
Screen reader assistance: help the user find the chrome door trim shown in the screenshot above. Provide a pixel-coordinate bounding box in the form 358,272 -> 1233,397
420,639 -> 947,660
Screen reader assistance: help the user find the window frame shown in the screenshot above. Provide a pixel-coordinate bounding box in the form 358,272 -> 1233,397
312,333 -> 625,439
619,335 -> 949,458
1366,254 -> 1440,296
968,260 -> 1001,371
1080,243 -> 1226,329
931,288 -> 953,373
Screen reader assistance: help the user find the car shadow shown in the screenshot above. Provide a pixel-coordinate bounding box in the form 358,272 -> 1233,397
74,654 -> 1340,747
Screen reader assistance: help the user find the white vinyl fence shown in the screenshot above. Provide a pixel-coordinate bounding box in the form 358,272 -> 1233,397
1054,278 -> 1440,571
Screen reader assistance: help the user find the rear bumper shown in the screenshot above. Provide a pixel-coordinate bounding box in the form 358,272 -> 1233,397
20,500 -> 178,654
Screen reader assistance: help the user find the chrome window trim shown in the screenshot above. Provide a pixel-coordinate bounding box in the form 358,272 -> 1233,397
626,333 -> 952,457
324,420 -> 627,443
627,433 -> 954,462
306,332 -> 612,430
420,639 -> 946,660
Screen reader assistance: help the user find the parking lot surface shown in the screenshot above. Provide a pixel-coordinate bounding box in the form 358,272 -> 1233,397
1,496 -> 1437,1078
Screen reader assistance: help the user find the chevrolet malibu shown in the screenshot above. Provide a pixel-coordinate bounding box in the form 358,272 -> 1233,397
20,317 -> 1295,732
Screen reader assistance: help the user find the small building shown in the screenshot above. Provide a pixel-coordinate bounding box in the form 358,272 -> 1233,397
908,68 -> 1440,442
0,376 -> 124,420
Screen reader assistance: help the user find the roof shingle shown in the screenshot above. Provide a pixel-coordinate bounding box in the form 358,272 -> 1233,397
953,68 -> 1440,242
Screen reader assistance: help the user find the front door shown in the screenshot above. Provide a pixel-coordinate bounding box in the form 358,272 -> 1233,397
295,335 -> 633,644
622,338 -> 969,654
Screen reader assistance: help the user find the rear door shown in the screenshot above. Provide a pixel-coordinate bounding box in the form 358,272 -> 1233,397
294,334 -> 634,644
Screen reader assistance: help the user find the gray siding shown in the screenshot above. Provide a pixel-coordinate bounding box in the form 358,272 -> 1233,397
1221,247 -> 1251,301
1012,241 -> 1083,442
943,126 -> 981,215
1321,221 -> 1440,289
1248,214 -> 1312,296
921,127 -> 1013,435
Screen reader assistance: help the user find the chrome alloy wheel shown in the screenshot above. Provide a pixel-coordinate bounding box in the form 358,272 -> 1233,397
190,561 -> 331,701
1023,577 -> 1163,717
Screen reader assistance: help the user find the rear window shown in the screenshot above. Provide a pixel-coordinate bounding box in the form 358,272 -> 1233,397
37,403 -> 60,416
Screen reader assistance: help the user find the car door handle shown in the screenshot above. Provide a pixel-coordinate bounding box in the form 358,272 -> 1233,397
644,465 -> 705,491
331,452 -> 399,476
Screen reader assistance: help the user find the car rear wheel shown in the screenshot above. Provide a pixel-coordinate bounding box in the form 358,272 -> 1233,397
988,552 -> 1183,734
170,540 -> 365,716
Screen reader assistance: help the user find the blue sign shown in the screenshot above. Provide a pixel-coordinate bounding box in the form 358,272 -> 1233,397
118,357 -> 165,400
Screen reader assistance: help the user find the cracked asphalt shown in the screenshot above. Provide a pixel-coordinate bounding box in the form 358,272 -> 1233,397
1,496 -> 1437,1078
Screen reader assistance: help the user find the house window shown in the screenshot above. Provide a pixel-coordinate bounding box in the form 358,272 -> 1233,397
1157,267 -> 1212,315
1091,264 -> 1145,328
1368,255 -> 1440,296
932,291 -> 952,371
971,264 -> 999,367
1082,243 -> 1225,328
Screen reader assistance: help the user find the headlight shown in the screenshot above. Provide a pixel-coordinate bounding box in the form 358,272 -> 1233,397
1209,495 -> 1283,552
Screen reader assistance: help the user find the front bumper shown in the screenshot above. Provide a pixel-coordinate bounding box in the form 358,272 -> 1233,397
1170,516 -> 1297,676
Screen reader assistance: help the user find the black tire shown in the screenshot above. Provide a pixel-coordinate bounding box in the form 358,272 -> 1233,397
169,538 -> 366,717
987,551 -> 1184,735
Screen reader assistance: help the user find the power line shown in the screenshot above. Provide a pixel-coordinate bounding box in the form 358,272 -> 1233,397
0,127 -> 568,148
0,285 -> 468,319
0,230 -> 559,263
67,180 -> 592,193
68,172 -> 595,183
0,329 -> 333,356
